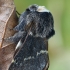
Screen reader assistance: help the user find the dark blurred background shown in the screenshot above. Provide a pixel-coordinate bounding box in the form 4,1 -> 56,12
14,0 -> 70,70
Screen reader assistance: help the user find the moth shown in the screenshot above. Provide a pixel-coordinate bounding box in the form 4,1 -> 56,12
8,4 -> 55,70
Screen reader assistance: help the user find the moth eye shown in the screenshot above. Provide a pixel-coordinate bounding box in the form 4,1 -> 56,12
26,8 -> 30,11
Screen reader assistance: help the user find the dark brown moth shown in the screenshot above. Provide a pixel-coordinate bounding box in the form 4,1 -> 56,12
8,4 -> 55,70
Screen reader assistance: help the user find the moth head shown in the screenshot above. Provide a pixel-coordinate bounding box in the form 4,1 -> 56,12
25,5 -> 55,39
